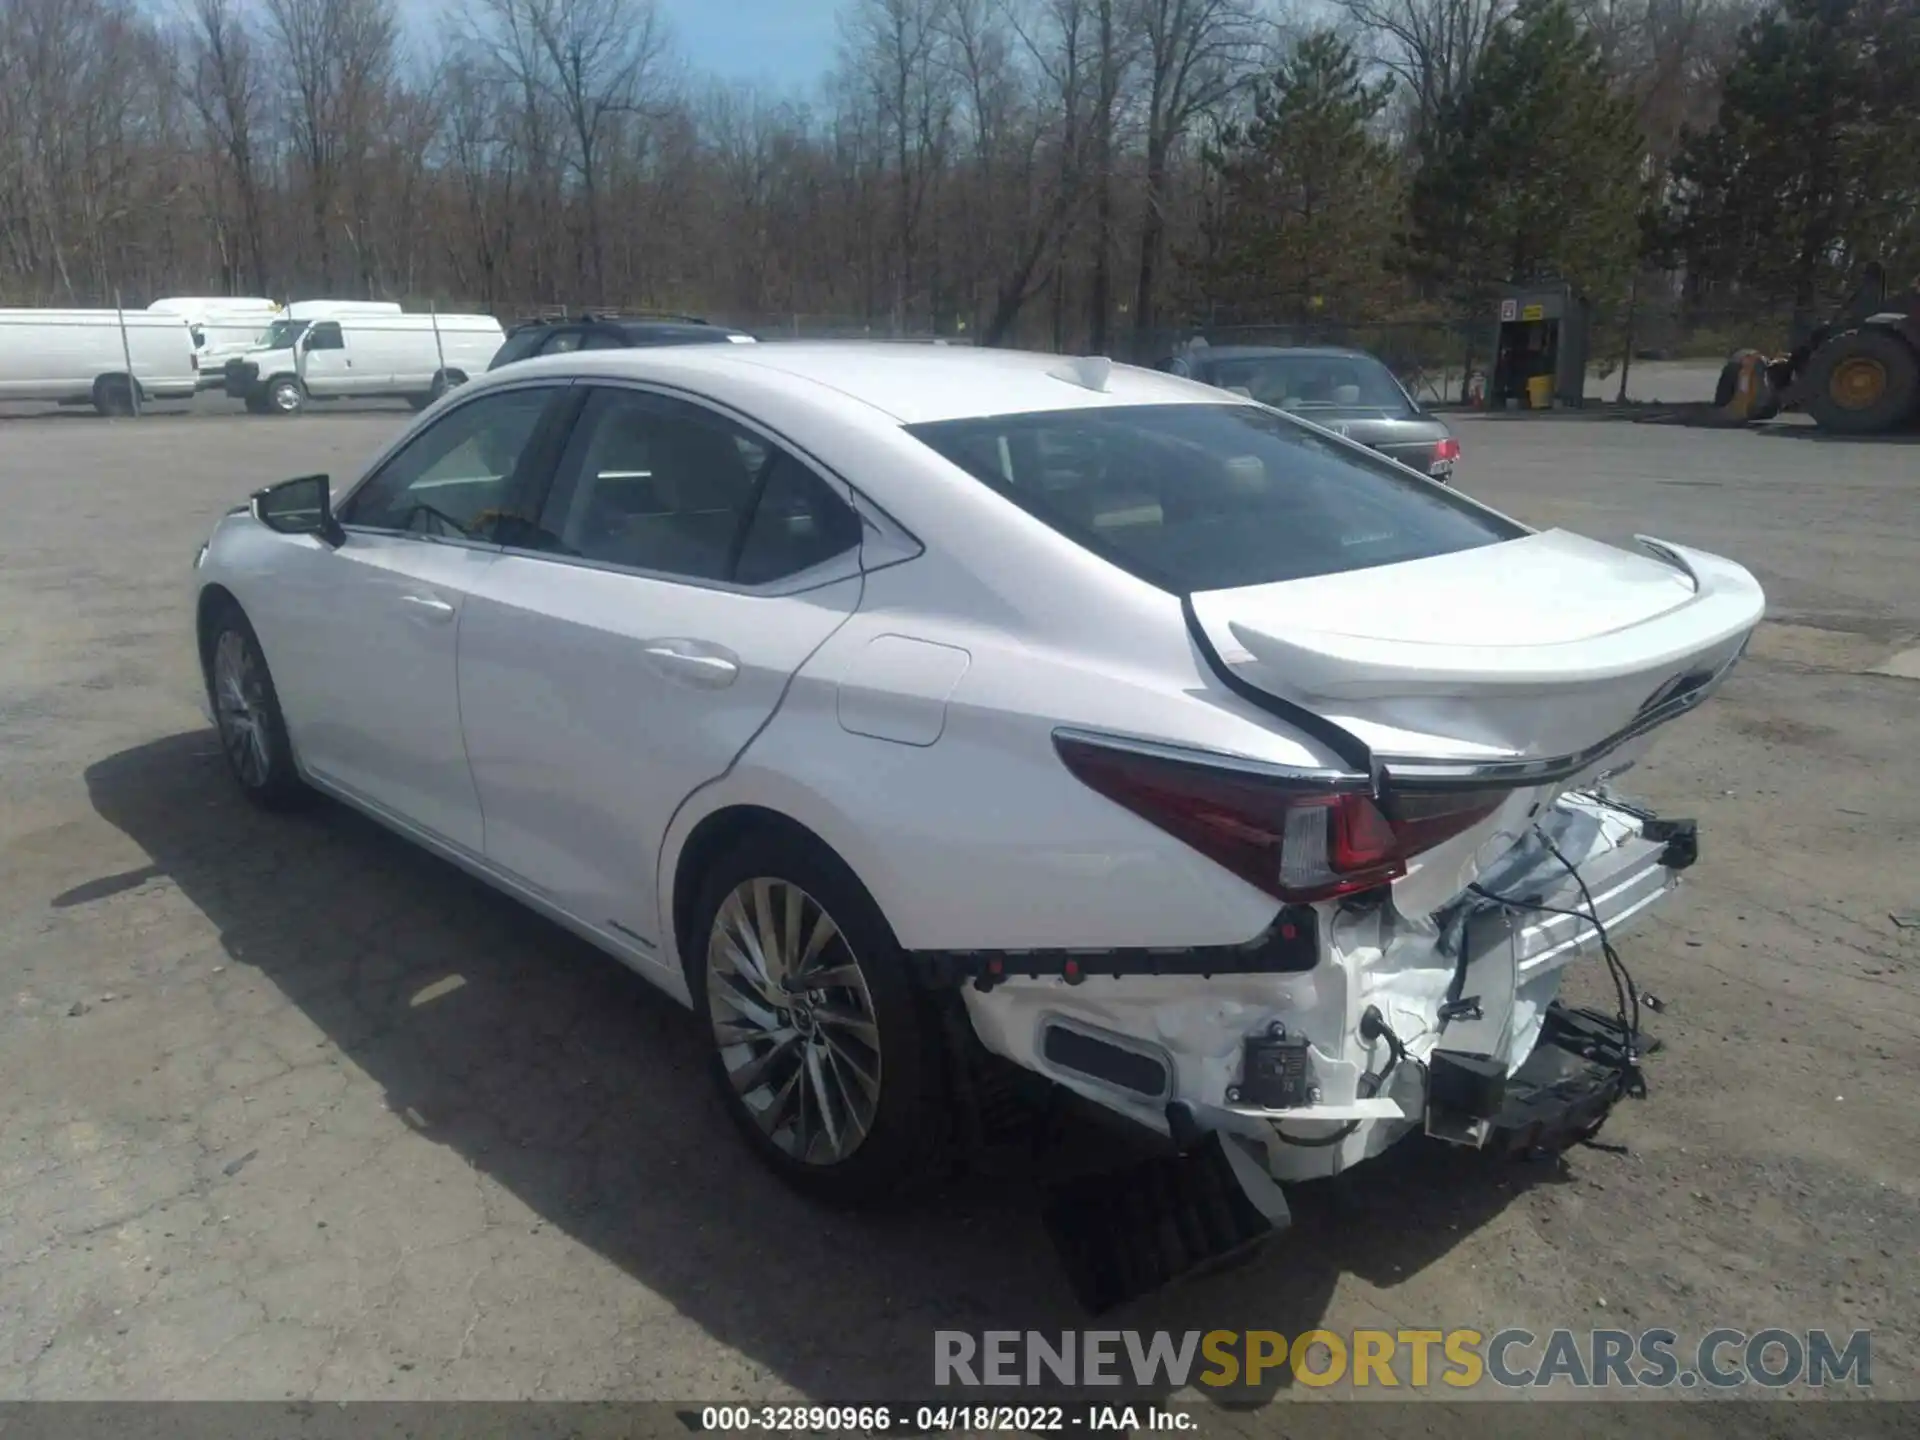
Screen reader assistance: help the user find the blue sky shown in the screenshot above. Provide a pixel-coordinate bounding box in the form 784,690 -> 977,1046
657,0 -> 842,87
407,1 -> 843,90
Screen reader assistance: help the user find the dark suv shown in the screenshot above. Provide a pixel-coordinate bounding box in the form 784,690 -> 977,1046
488,313 -> 757,371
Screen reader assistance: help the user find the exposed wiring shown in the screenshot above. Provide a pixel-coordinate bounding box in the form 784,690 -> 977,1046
1466,823 -> 1647,1104
1275,821 -> 1654,1150
1273,1007 -> 1406,1149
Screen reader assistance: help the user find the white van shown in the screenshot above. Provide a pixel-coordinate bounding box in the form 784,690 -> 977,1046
150,297 -> 282,387
0,308 -> 198,414
282,300 -> 404,321
223,312 -> 506,415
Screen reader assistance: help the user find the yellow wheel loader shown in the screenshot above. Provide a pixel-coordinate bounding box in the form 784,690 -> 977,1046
1718,264 -> 1920,434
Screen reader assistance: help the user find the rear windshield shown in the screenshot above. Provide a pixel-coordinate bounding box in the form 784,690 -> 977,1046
491,328 -> 552,368
1201,353 -> 1414,414
907,403 -> 1521,593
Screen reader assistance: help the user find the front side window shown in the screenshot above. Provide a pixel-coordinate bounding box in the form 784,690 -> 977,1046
339,387 -> 559,541
541,328 -> 587,355
537,387 -> 861,585
260,319 -> 307,350
305,321 -> 344,351
908,403 -> 1521,593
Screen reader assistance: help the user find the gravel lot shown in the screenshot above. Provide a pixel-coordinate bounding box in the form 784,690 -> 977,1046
1,404 -> 1916,1428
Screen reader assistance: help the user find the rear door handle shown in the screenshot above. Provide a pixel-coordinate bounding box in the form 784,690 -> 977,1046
399,592 -> 456,623
643,639 -> 740,689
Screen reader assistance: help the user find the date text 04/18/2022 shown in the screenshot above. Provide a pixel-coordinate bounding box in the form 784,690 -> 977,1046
693,1405 -> 1198,1433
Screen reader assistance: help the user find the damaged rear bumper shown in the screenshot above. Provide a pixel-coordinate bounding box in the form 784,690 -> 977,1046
919,789 -> 1691,1189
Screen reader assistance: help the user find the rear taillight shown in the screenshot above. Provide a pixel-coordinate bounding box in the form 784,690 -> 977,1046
1433,437 -> 1461,463
1055,734 -> 1504,903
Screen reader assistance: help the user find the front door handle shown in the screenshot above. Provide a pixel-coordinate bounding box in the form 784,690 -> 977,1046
643,639 -> 740,689
399,592 -> 456,623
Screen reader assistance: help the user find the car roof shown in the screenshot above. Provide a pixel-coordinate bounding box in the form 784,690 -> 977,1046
484,341 -> 1235,425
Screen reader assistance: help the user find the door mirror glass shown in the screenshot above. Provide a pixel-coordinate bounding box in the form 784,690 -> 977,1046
253,474 -> 343,544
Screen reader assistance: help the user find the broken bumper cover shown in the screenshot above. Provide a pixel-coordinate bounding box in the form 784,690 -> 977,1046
920,791 -> 1690,1187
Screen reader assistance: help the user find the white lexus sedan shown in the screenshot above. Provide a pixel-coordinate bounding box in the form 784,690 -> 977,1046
191,343 -> 1763,1234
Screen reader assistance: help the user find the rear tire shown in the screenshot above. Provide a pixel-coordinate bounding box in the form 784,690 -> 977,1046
685,828 -> 951,1206
205,602 -> 307,811
93,376 -> 135,417
1805,328 -> 1920,434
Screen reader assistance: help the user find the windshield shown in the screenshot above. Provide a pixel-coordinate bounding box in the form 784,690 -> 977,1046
1201,353 -> 1414,414
907,403 -> 1520,593
258,319 -> 308,350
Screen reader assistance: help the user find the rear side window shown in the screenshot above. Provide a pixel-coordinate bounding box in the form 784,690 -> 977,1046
537,387 -> 861,586
490,328 -> 550,368
734,454 -> 865,585
907,403 -> 1521,593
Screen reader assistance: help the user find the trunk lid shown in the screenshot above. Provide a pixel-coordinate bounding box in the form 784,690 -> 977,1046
1291,410 -> 1451,474
1190,530 -> 1764,913
1191,530 -> 1762,767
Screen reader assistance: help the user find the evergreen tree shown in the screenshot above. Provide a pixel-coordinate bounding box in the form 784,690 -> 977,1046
1404,0 -> 1645,311
1660,0 -> 1920,313
1195,31 -> 1398,322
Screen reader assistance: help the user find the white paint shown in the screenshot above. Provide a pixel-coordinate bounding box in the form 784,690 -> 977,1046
194,341 -> 1761,1182
836,635 -> 971,746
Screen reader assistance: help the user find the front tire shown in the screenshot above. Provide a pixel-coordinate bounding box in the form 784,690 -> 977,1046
1806,328 -> 1920,434
687,830 -> 950,1205
267,375 -> 305,416
206,605 -> 306,810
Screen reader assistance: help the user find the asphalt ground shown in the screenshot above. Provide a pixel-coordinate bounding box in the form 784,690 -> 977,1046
1,402 -> 1915,1430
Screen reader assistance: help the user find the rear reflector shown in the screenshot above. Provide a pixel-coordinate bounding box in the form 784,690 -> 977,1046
1055,734 -> 1504,903
1041,1023 -> 1171,1099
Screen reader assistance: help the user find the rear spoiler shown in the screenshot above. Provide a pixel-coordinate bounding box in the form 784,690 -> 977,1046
1182,536 -> 1757,796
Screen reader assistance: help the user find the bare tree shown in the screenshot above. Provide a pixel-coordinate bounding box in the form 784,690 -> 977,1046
1337,0 -> 1512,140
1129,0 -> 1262,336
440,54 -> 522,307
261,0 -> 399,290
533,0 -> 670,301
843,0 -> 959,330
180,0 -> 270,293
1086,0 -> 1132,350
979,0 -> 1100,344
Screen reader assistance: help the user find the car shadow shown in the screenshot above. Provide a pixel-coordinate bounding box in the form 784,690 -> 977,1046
76,730 -> 1553,1405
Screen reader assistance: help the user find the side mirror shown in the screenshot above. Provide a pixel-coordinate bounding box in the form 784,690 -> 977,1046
252,474 -> 344,546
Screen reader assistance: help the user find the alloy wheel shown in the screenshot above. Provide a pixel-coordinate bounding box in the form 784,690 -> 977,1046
212,629 -> 271,788
706,877 -> 882,1166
